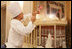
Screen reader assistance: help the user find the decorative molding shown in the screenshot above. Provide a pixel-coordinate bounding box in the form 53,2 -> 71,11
1,1 -> 6,8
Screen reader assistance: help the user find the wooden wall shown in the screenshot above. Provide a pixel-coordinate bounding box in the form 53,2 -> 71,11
65,1 -> 71,48
1,6 -> 6,45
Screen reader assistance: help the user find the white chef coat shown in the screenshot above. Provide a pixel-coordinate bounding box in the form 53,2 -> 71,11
5,19 -> 35,48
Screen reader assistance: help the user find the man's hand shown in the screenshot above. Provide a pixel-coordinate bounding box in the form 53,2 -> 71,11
31,11 -> 40,23
22,17 -> 30,26
31,11 -> 37,23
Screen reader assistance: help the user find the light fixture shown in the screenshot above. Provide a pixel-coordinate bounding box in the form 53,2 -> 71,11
47,14 -> 56,19
49,14 -> 55,19
36,14 -> 40,19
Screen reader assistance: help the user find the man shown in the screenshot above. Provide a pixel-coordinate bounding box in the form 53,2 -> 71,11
2,2 -> 37,48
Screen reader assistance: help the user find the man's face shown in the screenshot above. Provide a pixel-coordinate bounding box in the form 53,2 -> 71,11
17,13 -> 23,21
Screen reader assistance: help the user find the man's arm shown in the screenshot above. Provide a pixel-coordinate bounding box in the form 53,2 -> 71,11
11,19 -> 35,36
11,11 -> 37,36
